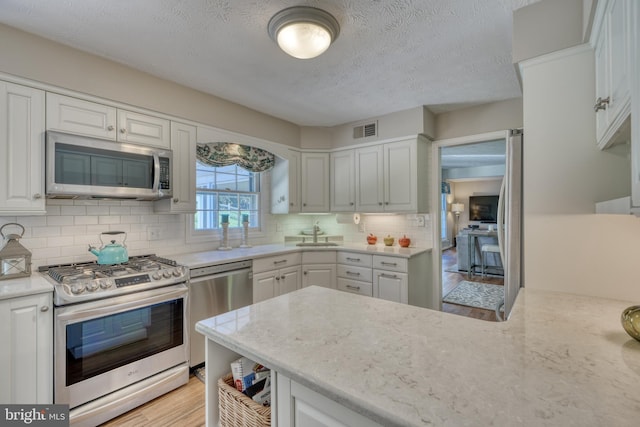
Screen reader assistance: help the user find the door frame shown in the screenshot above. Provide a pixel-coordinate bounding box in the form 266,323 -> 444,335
429,130 -> 511,311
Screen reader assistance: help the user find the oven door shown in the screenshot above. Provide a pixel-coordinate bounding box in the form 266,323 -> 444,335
54,284 -> 188,409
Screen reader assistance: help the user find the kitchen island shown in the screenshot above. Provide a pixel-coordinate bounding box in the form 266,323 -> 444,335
196,286 -> 640,426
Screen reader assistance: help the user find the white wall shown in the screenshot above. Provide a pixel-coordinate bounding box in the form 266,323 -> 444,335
521,44 -> 640,301
435,98 -> 523,140
0,23 -> 300,147
451,179 -> 503,230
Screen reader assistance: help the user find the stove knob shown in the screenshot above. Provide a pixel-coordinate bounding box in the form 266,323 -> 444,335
162,271 -> 172,279
99,279 -> 113,290
172,269 -> 182,277
152,272 -> 162,280
71,283 -> 85,294
85,281 -> 99,292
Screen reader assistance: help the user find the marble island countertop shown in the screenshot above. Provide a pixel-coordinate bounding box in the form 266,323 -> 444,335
172,242 -> 430,269
0,274 -> 53,301
196,286 -> 640,427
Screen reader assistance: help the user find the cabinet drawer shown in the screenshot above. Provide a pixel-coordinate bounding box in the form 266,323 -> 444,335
301,251 -> 336,264
372,255 -> 407,272
253,252 -> 301,273
337,278 -> 373,297
336,264 -> 372,282
337,251 -> 372,267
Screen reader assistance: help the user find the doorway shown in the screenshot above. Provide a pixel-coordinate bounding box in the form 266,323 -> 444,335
429,130 -> 523,321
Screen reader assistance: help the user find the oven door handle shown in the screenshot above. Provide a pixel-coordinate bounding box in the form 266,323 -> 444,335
56,285 -> 187,322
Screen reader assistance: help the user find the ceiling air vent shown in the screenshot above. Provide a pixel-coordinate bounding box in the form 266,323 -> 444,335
353,121 -> 378,139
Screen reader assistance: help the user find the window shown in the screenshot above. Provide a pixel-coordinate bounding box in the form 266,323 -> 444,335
194,162 -> 260,230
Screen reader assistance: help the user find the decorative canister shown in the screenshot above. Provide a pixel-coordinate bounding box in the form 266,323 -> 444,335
621,305 -> 640,341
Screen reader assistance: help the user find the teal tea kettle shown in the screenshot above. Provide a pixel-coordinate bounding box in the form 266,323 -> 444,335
88,231 -> 129,265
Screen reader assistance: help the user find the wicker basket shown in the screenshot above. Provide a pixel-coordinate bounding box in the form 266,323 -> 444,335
218,373 -> 271,427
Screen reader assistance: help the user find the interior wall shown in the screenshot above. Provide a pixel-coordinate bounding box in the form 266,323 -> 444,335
521,44 -> 640,301
0,23 -> 300,147
451,179 -> 503,231
435,98 -> 523,140
513,0 -> 584,63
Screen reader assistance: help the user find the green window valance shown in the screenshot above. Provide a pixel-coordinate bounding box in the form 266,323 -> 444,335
196,142 -> 275,172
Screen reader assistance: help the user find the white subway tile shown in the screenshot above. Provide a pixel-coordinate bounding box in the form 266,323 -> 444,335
98,200 -> 122,206
109,207 -> 131,215
15,216 -> 47,227
99,216 -> 121,225
61,206 -> 87,216
32,246 -> 61,259
131,206 -> 153,214
48,236 -> 75,247
120,215 -> 142,224
46,199 -> 73,206
74,216 -> 98,225
47,216 -> 74,226
73,200 -> 99,206
32,227 -> 61,238
85,206 -> 104,215
19,237 -> 48,249
46,205 -> 61,215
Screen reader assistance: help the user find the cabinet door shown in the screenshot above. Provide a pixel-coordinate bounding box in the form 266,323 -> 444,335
0,292 -> 53,404
155,122 -> 196,213
288,150 -> 301,212
46,92 -> 117,139
606,0 -> 630,124
301,152 -> 329,212
373,270 -> 408,304
355,145 -> 384,212
117,110 -> 170,148
330,150 -> 355,211
302,264 -> 336,289
594,24 -> 609,143
277,266 -> 302,296
253,270 -> 278,303
383,140 -> 417,212
0,82 -> 46,214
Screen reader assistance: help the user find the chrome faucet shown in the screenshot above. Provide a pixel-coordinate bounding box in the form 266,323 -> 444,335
312,221 -> 320,243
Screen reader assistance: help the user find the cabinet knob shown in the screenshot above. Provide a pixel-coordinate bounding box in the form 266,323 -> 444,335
107,125 -> 114,131
594,96 -> 610,112
303,271 -> 308,275
350,202 -> 354,205
280,276 -> 285,280
378,202 -> 383,206
303,203 -> 307,207
276,276 -> 280,281
290,202 -> 294,206
40,306 -> 49,312
385,202 -> 389,205
173,198 -> 179,203
33,193 -> 42,199
120,128 -> 126,134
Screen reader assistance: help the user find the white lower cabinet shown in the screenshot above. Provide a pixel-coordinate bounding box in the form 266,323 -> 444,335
253,266 -> 302,303
302,251 -> 336,289
253,253 -> 302,303
372,255 -> 409,304
0,292 -> 53,404
275,372 -> 383,427
336,251 -> 373,297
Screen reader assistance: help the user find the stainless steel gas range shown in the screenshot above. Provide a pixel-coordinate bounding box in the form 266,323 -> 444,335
41,255 -> 190,427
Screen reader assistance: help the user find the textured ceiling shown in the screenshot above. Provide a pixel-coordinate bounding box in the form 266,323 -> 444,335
0,0 -> 539,127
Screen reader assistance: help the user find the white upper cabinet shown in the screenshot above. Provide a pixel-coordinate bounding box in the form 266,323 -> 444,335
270,149 -> 301,214
0,82 -> 46,215
355,144 -> 385,212
592,0 -> 632,148
46,93 -> 170,148
300,152 -> 330,213
355,137 -> 429,213
330,150 -> 356,211
154,122 -> 196,213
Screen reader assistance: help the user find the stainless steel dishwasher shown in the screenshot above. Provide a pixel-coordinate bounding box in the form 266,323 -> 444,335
189,259 -> 253,367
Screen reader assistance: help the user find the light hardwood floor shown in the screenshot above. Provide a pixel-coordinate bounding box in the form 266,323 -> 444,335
103,250 -> 501,425
441,246 -> 504,322
100,374 -> 205,426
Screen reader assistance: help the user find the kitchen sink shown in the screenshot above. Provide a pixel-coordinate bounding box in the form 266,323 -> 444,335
296,242 -> 340,247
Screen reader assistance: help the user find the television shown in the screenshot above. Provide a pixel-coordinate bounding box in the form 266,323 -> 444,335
469,195 -> 499,223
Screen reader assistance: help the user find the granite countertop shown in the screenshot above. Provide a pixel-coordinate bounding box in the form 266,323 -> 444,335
172,243 -> 430,269
196,286 -> 640,427
0,274 -> 53,301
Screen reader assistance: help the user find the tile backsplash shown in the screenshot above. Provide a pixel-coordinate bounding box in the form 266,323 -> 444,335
0,199 -> 432,269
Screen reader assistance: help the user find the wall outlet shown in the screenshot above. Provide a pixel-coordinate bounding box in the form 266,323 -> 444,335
358,222 -> 366,233
416,215 -> 425,227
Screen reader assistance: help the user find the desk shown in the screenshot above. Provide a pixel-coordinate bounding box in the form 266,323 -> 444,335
467,229 -> 498,278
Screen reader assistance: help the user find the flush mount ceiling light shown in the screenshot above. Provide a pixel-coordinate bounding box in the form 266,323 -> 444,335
268,6 -> 340,59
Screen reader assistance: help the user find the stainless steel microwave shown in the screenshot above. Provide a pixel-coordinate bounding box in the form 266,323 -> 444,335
46,131 -> 172,200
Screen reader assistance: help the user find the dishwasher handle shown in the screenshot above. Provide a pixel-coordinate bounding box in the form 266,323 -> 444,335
189,259 -> 253,279
190,267 -> 252,283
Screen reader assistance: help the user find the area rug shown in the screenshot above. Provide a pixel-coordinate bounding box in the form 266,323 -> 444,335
443,281 -> 504,311
194,366 -> 206,383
